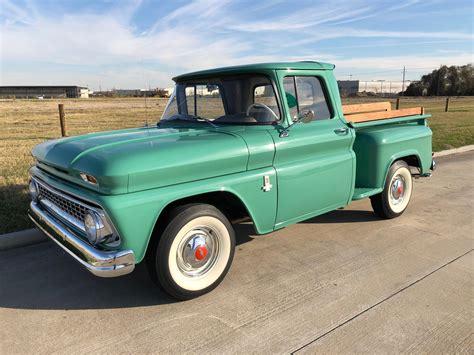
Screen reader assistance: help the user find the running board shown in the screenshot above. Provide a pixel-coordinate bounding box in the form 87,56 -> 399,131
352,187 -> 383,201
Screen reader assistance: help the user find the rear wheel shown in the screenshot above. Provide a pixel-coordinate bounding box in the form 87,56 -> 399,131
147,204 -> 235,300
370,160 -> 413,219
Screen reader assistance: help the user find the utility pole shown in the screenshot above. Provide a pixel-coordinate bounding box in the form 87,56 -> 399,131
437,67 -> 442,96
377,80 -> 385,95
349,74 -> 352,81
401,66 -> 406,96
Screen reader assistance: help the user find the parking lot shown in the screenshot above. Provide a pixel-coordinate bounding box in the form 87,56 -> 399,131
0,151 -> 472,353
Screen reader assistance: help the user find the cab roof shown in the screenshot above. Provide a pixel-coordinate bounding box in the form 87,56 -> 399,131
173,61 -> 335,82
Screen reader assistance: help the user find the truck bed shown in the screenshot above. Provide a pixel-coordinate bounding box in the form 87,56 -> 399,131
344,102 -> 433,200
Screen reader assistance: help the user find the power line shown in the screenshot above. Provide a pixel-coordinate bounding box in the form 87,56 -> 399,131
341,66 -> 439,78
343,69 -> 401,76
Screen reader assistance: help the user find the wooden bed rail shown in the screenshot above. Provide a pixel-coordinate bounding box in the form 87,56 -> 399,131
342,102 -> 392,115
342,101 -> 425,123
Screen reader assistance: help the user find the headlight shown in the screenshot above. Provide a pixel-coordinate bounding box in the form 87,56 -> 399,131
84,210 -> 107,245
29,180 -> 38,201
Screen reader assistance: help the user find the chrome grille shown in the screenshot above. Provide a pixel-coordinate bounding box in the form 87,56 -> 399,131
37,183 -> 87,223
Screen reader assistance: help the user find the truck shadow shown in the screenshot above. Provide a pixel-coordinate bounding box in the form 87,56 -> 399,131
300,208 -> 379,224
0,208 -> 376,311
0,224 -> 257,311
0,242 -> 176,310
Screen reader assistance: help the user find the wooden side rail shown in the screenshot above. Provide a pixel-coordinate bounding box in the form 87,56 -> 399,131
342,101 -> 425,123
342,101 -> 392,115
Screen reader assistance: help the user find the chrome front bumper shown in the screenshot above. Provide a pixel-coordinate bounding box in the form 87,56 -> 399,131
29,201 -> 135,277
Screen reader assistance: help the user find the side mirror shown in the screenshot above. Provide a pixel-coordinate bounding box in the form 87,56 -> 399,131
280,109 -> 315,138
294,109 -> 314,123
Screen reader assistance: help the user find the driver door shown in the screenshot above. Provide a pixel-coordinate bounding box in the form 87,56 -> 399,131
270,70 -> 355,228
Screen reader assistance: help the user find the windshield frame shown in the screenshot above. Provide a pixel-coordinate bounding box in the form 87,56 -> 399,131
160,73 -> 283,126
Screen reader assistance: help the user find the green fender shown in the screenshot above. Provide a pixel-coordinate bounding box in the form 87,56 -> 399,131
31,166 -> 277,263
101,167 -> 277,263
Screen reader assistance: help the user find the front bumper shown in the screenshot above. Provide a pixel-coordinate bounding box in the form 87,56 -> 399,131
416,158 -> 437,178
29,201 -> 135,277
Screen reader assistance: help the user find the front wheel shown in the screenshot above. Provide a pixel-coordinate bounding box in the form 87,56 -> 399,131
370,160 -> 413,219
147,204 -> 235,300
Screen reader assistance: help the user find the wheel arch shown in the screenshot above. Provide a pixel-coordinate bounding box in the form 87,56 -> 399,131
382,150 -> 421,189
144,190 -> 257,262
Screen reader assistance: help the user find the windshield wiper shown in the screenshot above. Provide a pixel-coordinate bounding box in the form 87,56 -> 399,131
161,115 -> 219,128
190,115 -> 219,128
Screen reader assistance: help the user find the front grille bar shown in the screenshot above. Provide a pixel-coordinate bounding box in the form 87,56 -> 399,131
37,182 -> 88,223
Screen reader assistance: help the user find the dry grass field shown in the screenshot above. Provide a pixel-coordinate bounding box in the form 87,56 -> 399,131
1,96 -> 473,234
1,98 -> 165,234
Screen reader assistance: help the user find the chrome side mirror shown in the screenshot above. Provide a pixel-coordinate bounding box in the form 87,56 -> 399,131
294,109 -> 314,123
280,109 -> 315,138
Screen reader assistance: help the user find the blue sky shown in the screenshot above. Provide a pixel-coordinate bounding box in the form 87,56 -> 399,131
0,0 -> 472,89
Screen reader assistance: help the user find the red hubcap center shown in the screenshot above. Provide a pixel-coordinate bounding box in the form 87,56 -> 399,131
195,245 -> 208,261
397,185 -> 403,195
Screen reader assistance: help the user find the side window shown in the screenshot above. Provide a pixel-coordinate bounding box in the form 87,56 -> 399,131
283,77 -> 298,120
295,77 -> 331,120
185,86 -> 195,115
185,84 -> 225,119
283,76 -> 332,121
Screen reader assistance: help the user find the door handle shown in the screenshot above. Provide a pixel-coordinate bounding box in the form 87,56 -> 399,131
334,127 -> 349,135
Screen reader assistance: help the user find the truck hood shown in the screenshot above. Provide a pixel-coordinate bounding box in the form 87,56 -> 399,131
32,126 -> 249,193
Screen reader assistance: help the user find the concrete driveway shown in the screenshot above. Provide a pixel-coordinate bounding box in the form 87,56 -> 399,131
1,152 -> 472,353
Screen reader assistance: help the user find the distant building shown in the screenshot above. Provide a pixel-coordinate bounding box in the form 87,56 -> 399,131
0,86 -> 89,98
110,89 -> 157,97
337,80 -> 411,96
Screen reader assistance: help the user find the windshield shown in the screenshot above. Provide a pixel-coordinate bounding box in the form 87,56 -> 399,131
160,74 -> 280,125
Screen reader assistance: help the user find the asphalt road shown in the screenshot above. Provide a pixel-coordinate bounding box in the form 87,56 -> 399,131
1,152 -> 472,353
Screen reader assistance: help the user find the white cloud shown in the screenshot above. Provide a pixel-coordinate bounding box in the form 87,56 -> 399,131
228,4 -> 373,32
0,0 -> 472,88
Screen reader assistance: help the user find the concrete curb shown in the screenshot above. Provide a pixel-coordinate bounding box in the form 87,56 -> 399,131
433,145 -> 474,157
1,145 -> 473,251
0,228 -> 47,251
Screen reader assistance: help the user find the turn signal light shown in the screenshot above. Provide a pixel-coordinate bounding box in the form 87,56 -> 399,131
80,173 -> 98,185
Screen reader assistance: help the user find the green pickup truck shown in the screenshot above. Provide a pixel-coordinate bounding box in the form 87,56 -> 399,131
29,61 -> 435,299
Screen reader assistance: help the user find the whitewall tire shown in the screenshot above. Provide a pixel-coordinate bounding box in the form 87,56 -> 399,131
371,160 -> 413,219
147,204 -> 235,300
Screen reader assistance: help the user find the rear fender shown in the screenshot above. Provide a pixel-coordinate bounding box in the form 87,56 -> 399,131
382,150 -> 422,189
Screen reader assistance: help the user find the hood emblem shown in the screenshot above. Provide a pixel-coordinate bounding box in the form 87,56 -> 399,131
262,175 -> 273,192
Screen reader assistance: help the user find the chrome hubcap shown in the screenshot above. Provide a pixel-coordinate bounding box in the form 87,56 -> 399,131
390,174 -> 406,205
176,227 -> 219,277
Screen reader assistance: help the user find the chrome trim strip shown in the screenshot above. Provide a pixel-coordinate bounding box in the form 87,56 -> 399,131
29,201 -> 135,277
31,165 -> 102,207
33,176 -> 101,215
40,198 -> 86,232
